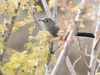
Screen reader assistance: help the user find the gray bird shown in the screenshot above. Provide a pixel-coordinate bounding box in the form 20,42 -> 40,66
39,18 -> 95,38
39,18 -> 59,37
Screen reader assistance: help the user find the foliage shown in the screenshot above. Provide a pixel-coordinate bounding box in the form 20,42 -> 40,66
1,31 -> 50,75
0,0 -> 99,75
0,0 -> 52,75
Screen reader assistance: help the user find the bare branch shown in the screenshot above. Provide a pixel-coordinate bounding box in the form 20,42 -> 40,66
35,49 -> 41,75
0,2 -> 20,62
66,56 -> 77,75
77,38 -> 90,71
4,3 -> 20,45
95,59 -> 100,73
97,59 -> 100,63
94,36 -> 100,50
0,0 -> 8,62
2,0 -> 8,37
51,0 -> 87,75
96,63 -> 100,73
53,0 -> 57,21
88,4 -> 100,75
72,56 -> 82,69
15,68 -> 19,75
41,1 -> 76,75
85,45 -> 90,57
27,0 -> 44,30
40,1 -> 55,74
41,0 -> 53,19
45,54 -> 52,75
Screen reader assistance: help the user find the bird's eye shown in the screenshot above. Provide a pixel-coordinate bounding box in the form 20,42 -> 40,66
46,20 -> 49,22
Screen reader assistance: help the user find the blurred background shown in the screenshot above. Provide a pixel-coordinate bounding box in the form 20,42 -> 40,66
0,0 -> 99,75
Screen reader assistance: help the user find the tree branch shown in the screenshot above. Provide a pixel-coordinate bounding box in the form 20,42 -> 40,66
96,63 -> 100,73
41,0 -> 53,19
41,0 -> 77,75
95,58 -> 100,73
0,0 -> 8,62
88,4 -> 100,75
85,45 -> 90,57
27,0 -> 44,30
72,56 -> 82,69
0,2 -> 21,62
2,0 -> 8,37
40,0 -> 55,74
53,0 -> 57,21
51,0 -> 86,75
66,56 -> 77,75
94,36 -> 100,50
77,38 -> 90,71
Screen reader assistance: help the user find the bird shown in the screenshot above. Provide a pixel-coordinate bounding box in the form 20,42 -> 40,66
38,17 -> 95,38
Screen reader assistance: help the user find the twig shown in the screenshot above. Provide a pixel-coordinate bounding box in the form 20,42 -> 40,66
97,59 -> 100,63
41,1 -> 76,75
95,59 -> 100,73
41,0 -> 53,19
77,38 -> 90,71
52,45 -> 60,53
45,54 -> 52,75
94,36 -> 100,50
66,56 -> 77,75
51,0 -> 86,75
88,4 -> 100,75
85,45 -> 90,57
15,68 -> 19,75
35,49 -> 41,75
0,0 -> 8,62
53,0 -> 57,21
0,3 -> 20,62
27,0 -> 44,30
2,0 -> 8,37
4,3 -> 20,45
45,43 -> 53,75
72,56 -> 82,69
96,63 -> 100,73
41,0 -> 77,75
40,0 -> 54,74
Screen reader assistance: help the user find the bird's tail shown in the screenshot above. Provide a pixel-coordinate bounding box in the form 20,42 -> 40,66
76,32 -> 95,38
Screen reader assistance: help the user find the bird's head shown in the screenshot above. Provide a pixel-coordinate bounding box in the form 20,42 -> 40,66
38,18 -> 55,27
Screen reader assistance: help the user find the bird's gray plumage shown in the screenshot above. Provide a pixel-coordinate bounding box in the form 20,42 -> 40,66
39,18 -> 95,38
39,18 -> 59,37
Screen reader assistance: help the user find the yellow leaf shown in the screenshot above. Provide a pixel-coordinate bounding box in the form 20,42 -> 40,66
30,0 -> 35,4
80,22 -> 85,28
52,55 -> 57,65
0,3 -> 5,14
28,26 -> 34,34
21,51 -> 27,55
86,5 -> 95,12
71,4 -> 83,12
48,0 -> 54,8
28,36 -> 34,41
0,24 -> 7,32
35,5 -> 42,12
24,42 -> 34,49
8,0 -> 13,2
71,5 -> 80,12
15,21 -> 26,27
45,31 -> 50,36
0,38 -> 5,49
96,73 -> 100,75
24,17 -> 33,23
